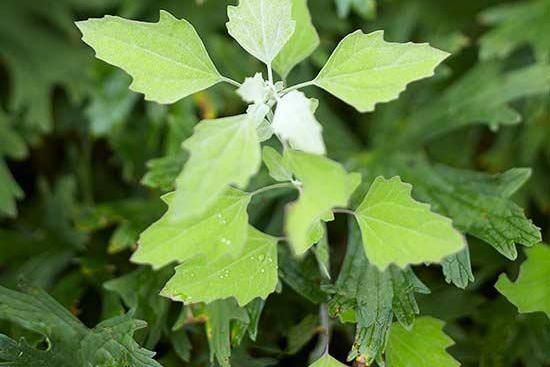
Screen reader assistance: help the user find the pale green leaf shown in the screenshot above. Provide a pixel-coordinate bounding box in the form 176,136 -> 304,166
172,113 -> 261,221
314,30 -> 449,112
77,11 -> 222,104
386,316 -> 460,367
273,0 -> 319,78
495,244 -> 550,317
355,176 -> 465,270
272,91 -> 326,155
161,226 -> 278,306
132,188 -> 251,269
284,150 -> 361,254
262,146 -> 293,182
309,354 -> 348,367
226,0 -> 296,65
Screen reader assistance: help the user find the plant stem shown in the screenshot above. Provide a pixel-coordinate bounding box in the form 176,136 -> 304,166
250,182 -> 296,197
311,304 -> 331,362
283,80 -> 316,93
333,208 -> 356,216
221,76 -> 241,87
267,63 -> 274,86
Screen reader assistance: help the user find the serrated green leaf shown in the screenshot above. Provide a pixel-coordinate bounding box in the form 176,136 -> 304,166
309,354 -> 348,367
161,226 -> 278,306
386,317 -> 459,367
272,91 -> 326,155
495,244 -> 550,317
284,150 -> 360,254
479,1 -> 550,61
132,188 -> 251,269
77,10 -> 222,104
0,284 -> 161,367
262,146 -> 293,182
172,113 -> 261,221
355,176 -> 465,270
205,299 -> 249,367
273,0 -> 319,78
398,158 -> 542,260
314,30 -> 448,112
226,0 -> 296,65
441,248 -> 475,289
328,220 -> 429,363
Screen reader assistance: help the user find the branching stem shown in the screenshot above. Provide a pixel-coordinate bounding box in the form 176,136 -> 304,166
283,80 -> 316,93
333,208 -> 356,216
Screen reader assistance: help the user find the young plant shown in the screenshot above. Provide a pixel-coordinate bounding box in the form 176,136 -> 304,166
73,0 -> 543,366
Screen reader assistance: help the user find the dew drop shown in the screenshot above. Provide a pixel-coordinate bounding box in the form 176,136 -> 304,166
258,254 -> 265,261
260,268 -> 265,273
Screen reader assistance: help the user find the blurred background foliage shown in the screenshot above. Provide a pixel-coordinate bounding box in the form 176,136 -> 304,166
0,0 -> 549,366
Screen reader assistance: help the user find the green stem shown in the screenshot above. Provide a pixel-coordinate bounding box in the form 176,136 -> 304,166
283,80 -> 316,93
221,76 -> 241,88
250,182 -> 296,197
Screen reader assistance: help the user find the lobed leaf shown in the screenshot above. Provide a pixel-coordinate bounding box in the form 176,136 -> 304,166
77,11 -> 222,104
355,176 -> 465,270
314,30 -> 449,112
226,0 -> 296,65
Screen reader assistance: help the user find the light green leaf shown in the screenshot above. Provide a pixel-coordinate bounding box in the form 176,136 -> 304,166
273,0 -> 319,78
172,113 -> 261,221
495,244 -> 550,317
262,146 -> 293,182
272,91 -> 326,155
314,30 -> 449,112
284,150 -> 360,254
355,176 -> 465,270
226,0 -> 296,65
386,317 -> 459,367
76,11 -> 222,104
161,226 -> 278,306
132,188 -> 251,269
309,354 -> 348,367
237,72 -> 269,104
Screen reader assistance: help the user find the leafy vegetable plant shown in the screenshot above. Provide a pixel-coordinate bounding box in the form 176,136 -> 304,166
1,0 -> 548,366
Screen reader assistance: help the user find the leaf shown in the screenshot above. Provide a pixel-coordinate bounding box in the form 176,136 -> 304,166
0,159 -> 24,218
355,176 -> 465,270
172,113 -> 261,221
398,158 -> 542,259
479,1 -> 550,61
0,284 -> 161,367
237,73 -> 269,104
262,146 -> 293,182
327,220 -> 429,363
309,354 -> 348,367
284,150 -> 360,254
400,62 -> 550,145
386,316 -> 460,367
272,91 -> 326,155
161,226 -> 278,306
132,188 -> 251,269
495,244 -> 550,317
314,30 -> 448,112
441,248 -> 475,289
273,0 -> 320,78
226,0 -> 296,65
77,10 -> 222,104
286,314 -> 319,354
205,299 -> 250,367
